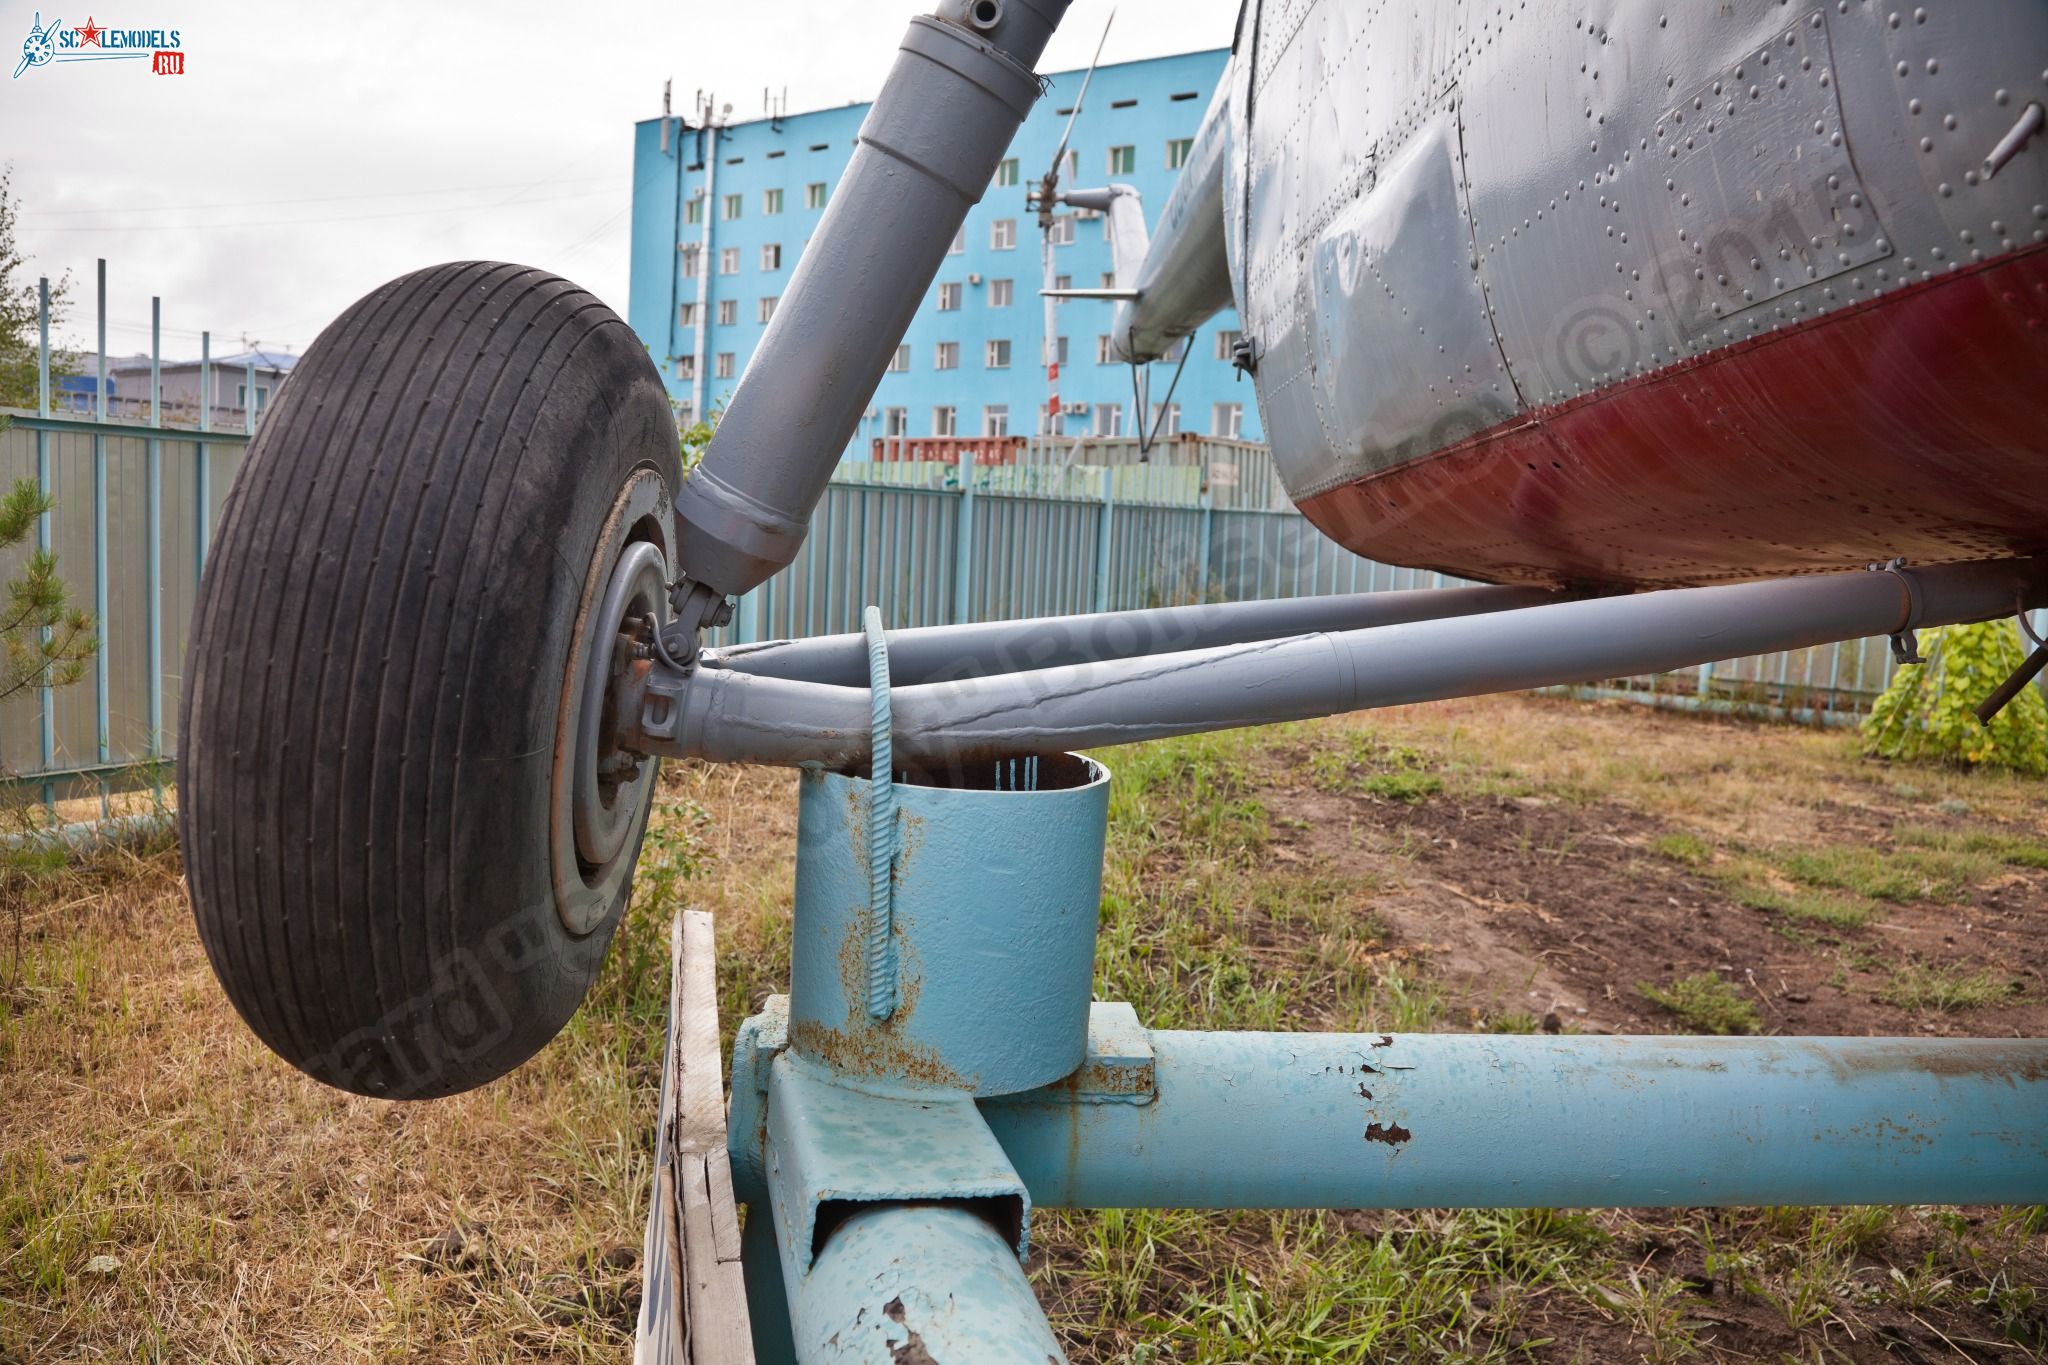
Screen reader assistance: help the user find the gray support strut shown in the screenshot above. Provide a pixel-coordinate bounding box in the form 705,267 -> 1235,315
627,556 -> 2048,769
671,0 -> 1072,601
701,583 -> 1568,686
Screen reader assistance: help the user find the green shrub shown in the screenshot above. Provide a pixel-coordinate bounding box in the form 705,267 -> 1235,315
1862,622 -> 2047,775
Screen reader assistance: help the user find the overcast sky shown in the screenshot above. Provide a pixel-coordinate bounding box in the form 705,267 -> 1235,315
4,0 -> 1239,360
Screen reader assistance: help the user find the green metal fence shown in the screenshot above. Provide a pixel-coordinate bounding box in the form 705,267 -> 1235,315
7,274 -> 2037,829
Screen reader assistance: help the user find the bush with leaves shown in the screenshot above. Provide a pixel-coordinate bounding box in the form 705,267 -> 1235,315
1861,620 -> 2047,776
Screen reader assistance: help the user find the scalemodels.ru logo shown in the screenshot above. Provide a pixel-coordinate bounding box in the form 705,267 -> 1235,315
15,13 -> 185,79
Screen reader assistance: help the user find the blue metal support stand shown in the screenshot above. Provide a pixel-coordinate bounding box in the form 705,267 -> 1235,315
724,611 -> 2048,1365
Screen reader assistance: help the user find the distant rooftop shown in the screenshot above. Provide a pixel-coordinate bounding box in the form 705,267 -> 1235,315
639,45 -> 1230,131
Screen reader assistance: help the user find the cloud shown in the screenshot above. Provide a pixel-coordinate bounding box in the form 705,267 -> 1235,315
4,0 -> 1237,357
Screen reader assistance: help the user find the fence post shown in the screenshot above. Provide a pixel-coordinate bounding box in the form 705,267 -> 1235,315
197,332 -> 211,577
1094,472 -> 1115,614
1698,659 -> 1715,700
93,260 -> 110,791
952,447 -> 975,625
36,279 -> 53,814
1196,492 -> 1213,602
147,297 -> 163,777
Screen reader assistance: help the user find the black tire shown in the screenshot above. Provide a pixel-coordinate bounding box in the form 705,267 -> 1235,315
180,262 -> 681,1098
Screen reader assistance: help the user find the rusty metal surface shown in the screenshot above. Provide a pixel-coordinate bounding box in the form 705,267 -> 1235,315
982,1029 -> 2048,1211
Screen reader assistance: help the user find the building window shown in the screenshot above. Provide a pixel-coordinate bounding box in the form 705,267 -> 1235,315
1048,216 -> 1075,247
937,281 -> 962,311
1149,402 -> 1181,436
949,227 -> 966,255
985,338 -> 1011,369
1043,334 -> 1069,365
1107,145 -> 1135,175
884,406 -> 908,436
1214,329 -> 1242,361
988,278 -> 1014,307
680,244 -> 701,277
1093,402 -> 1123,436
806,181 -> 827,210
679,302 -> 697,327
676,354 -> 697,380
1166,137 -> 1194,170
685,196 -> 704,224
983,404 -> 1009,437
1100,270 -> 1117,289
993,157 -> 1019,188
1039,402 -> 1062,434
677,401 -> 695,427
1064,149 -> 1079,180
1162,336 -> 1188,362
761,243 -> 782,270
1096,335 -> 1114,365
1053,274 -> 1071,304
763,187 -> 784,214
935,341 -> 959,370
933,405 -> 957,437
718,247 -> 740,275
990,218 -> 1016,250
1212,402 -> 1243,438
722,192 -> 743,220
888,343 -> 910,373
717,298 -> 738,326
715,352 -> 736,380
758,296 -> 778,324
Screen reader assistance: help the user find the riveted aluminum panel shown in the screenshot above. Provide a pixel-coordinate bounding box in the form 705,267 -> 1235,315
1221,0 -> 2048,583
1661,11 -> 1892,340
1303,101 -> 1516,490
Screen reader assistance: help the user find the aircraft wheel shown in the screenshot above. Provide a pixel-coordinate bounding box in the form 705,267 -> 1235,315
179,261 -> 682,1098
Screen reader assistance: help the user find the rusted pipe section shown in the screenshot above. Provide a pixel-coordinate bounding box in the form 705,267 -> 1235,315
702,582 -> 1568,686
980,1030 -> 2048,1211
626,556 -> 2048,768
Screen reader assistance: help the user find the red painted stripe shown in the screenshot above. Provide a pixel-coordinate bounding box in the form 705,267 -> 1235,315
1298,245 -> 2048,588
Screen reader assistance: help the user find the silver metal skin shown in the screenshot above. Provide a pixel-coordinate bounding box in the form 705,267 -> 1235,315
1212,0 -> 2048,507
625,555 -> 2048,770
1109,77 -> 1236,363
701,582 -> 1566,686
670,0 -> 1071,601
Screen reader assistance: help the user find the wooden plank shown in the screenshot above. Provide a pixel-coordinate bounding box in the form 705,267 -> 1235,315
677,909 -> 726,1152
704,1147 -> 744,1265
681,1152 -> 756,1363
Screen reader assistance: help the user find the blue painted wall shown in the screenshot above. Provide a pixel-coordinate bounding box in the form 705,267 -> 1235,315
628,47 -> 1259,450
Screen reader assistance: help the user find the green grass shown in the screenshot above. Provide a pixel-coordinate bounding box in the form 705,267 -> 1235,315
1306,732 -> 1444,803
1728,881 -> 1880,928
1775,844 -> 1995,903
1879,962 -> 2022,1013
1893,823 -> 2048,869
1636,971 -> 1763,1035
1649,831 -> 1712,867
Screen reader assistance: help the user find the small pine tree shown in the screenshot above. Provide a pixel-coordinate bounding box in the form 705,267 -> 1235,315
1862,620 -> 2047,776
0,443 -> 98,708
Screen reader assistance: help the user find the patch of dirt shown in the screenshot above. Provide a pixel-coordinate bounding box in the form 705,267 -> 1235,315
1259,747 -> 2046,1040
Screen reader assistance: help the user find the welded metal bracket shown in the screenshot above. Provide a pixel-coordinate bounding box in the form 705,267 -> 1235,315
1027,1001 -> 1156,1105
762,1053 -> 1030,1279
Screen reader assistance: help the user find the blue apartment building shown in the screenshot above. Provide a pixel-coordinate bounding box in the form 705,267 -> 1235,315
627,46 -> 1259,451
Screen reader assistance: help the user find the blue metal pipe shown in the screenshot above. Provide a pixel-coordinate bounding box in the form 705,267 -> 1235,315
787,1204 -> 1065,1364
981,1031 -> 2048,1210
